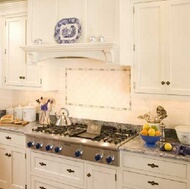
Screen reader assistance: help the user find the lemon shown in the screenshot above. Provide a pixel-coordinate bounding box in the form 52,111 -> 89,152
148,128 -> 156,136
164,143 -> 172,151
143,123 -> 150,130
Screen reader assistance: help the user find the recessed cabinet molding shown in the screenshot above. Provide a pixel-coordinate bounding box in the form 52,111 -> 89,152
21,43 -> 117,63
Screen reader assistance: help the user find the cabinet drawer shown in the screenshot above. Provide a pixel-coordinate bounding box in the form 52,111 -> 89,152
123,171 -> 187,189
0,131 -> 25,147
123,153 -> 187,179
31,152 -> 84,186
31,175 -> 81,189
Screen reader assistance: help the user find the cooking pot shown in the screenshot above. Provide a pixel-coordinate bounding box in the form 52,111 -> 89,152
55,108 -> 71,126
23,104 -> 36,122
13,105 -> 23,120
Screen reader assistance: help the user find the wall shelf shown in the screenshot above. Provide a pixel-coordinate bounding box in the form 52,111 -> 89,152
21,43 -> 118,63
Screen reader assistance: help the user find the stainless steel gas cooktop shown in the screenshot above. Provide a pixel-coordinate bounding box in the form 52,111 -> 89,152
26,123 -> 137,166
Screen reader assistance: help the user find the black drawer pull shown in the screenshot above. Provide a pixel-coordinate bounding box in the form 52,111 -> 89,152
39,162 -> 46,166
148,181 -> 159,186
5,153 -> 11,157
5,136 -> 11,140
147,163 -> 159,168
39,186 -> 46,189
67,168 -> 75,173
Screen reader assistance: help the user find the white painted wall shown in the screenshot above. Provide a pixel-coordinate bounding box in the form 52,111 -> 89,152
10,58 -> 190,129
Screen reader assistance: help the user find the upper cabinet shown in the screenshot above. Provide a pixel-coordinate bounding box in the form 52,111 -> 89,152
134,0 -> 190,95
23,0 -> 130,64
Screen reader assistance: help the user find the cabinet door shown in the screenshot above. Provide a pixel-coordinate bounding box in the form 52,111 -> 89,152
0,144 -> 10,189
133,2 -> 167,94
86,164 -> 116,189
166,0 -> 190,95
10,147 -> 26,189
5,17 -> 26,86
22,63 -> 42,87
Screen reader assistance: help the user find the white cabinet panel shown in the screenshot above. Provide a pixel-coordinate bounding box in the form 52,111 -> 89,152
86,164 -> 116,189
5,17 -> 26,86
123,171 -> 187,189
31,176 -> 81,189
134,1 -> 166,94
0,144 -> 26,189
0,144 -> 10,189
134,0 -> 190,95
166,0 -> 190,95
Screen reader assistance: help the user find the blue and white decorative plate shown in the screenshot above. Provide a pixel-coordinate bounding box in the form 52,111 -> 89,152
54,17 -> 82,44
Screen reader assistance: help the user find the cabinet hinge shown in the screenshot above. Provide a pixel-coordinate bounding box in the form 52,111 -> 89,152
133,7 -> 135,14
25,153 -> 26,159
25,184 -> 27,189
133,82 -> 136,89
115,174 -> 117,181
40,78 -> 42,84
4,77 -> 6,83
133,44 -> 135,51
4,49 -> 6,54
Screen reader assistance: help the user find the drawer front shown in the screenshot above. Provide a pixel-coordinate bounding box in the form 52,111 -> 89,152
123,153 -> 187,179
0,131 -> 25,146
31,175 -> 81,189
123,171 -> 187,189
31,152 -> 84,186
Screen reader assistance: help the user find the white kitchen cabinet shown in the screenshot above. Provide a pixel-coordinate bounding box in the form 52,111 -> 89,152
134,0 -> 190,95
4,16 -> 42,89
27,150 -> 118,189
86,164 -> 116,189
0,131 -> 26,189
121,151 -> 188,189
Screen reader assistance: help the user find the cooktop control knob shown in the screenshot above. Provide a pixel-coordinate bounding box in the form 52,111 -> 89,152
54,146 -> 62,153
106,156 -> 114,164
27,142 -> 35,148
35,143 -> 43,149
95,153 -> 103,161
45,145 -> 53,151
75,149 -> 83,157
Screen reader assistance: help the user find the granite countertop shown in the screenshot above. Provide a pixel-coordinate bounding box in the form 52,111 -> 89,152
0,121 -> 190,163
0,122 -> 37,134
120,135 -> 190,162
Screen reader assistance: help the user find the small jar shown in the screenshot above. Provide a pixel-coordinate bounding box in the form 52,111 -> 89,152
13,105 -> 23,120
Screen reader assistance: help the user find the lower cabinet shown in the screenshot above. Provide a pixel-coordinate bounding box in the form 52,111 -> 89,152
0,144 -> 26,189
86,164 -> 116,189
121,151 -> 189,189
27,150 -> 118,189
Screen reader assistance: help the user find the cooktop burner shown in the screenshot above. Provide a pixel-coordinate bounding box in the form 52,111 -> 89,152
32,123 -> 137,145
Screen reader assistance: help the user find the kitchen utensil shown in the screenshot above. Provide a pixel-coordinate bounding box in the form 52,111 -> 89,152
55,108 -> 71,126
23,104 -> 36,122
175,126 -> 190,145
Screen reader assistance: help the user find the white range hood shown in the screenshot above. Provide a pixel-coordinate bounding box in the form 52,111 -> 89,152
21,43 -> 117,63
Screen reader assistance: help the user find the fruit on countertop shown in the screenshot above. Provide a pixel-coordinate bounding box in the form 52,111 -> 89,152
143,123 -> 150,130
164,143 -> 173,151
148,128 -> 156,136
140,123 -> 161,136
160,143 -> 173,151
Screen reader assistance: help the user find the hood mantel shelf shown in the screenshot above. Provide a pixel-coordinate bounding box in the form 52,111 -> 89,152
21,43 -> 117,63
